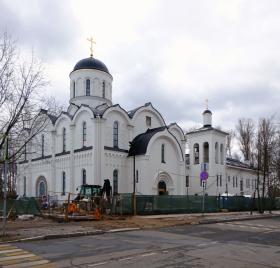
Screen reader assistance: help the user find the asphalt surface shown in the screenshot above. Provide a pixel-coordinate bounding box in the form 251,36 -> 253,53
11,218 -> 280,268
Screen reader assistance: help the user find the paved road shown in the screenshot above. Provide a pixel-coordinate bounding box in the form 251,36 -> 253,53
9,217 -> 280,268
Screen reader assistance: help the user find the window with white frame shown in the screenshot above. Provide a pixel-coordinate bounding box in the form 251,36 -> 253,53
82,122 -> 87,147
146,116 -> 151,127
73,81 -> 76,98
102,81 -> 105,98
62,128 -> 66,152
62,171 -> 66,195
82,169 -> 86,185
86,79 -> 90,96
113,121 -> 118,148
194,143 -> 199,164
220,144 -> 224,164
41,134 -> 45,157
161,144 -> 165,163
215,142 -> 219,164
113,169 -> 118,195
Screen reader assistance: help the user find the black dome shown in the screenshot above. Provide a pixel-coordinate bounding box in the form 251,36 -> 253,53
72,57 -> 110,74
202,109 -> 212,115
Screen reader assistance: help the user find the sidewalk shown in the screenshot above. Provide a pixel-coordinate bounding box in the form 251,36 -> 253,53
1,211 -> 279,243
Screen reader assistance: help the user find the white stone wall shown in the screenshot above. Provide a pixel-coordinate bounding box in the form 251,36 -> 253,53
69,69 -> 112,107
187,130 -> 226,196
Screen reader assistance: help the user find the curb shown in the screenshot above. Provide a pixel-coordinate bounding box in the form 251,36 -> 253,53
1,228 -> 141,244
198,213 -> 280,225
1,214 -> 279,243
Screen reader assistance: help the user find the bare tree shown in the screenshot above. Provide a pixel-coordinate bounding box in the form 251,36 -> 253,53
0,31 -> 64,197
226,129 -> 235,158
255,118 -> 276,212
236,118 -> 255,163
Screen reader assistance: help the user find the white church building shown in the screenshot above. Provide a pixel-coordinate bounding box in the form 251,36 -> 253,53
17,53 -> 259,199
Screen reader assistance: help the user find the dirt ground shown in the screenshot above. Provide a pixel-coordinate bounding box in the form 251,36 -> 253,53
4,214 -> 201,231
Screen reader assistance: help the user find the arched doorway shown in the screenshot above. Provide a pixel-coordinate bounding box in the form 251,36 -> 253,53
36,176 -> 48,197
158,180 -> 167,195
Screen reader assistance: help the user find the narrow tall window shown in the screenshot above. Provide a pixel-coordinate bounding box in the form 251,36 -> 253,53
220,144 -> 224,164
86,79 -> 90,96
136,170 -> 139,183
102,81 -> 105,98
23,176 -> 26,197
240,179 -> 243,192
82,169 -> 86,185
186,176 -> 189,187
113,121 -> 118,148
62,172 -> 66,195
161,144 -> 165,163
113,169 -> 118,195
203,142 -> 209,163
62,128 -> 66,152
194,143 -> 199,164
82,122 -> 87,147
146,116 -> 151,127
220,175 -> 222,187
215,142 -> 219,164
41,134 -> 45,157
73,81 -> 76,98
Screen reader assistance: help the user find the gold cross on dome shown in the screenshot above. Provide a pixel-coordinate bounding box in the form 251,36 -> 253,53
205,99 -> 209,110
87,36 -> 96,57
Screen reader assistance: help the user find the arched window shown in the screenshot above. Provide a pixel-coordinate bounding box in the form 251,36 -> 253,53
113,169 -> 118,195
203,142 -> 209,163
23,176 -> 26,197
215,142 -> 219,164
62,128 -> 66,152
113,121 -> 118,148
39,181 -> 46,197
62,171 -> 66,195
41,134 -> 45,157
161,144 -> 165,163
220,144 -> 224,164
102,81 -> 105,98
82,169 -> 86,185
194,143 -> 199,164
36,176 -> 47,197
73,81 -> 76,98
82,122 -> 87,147
86,79 -> 90,96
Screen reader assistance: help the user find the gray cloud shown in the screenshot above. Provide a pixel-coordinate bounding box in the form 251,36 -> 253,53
1,0 -> 280,135
0,0 -> 80,59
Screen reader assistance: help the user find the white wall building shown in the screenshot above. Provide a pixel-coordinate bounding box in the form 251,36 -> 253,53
185,110 -> 259,197
17,54 -> 259,198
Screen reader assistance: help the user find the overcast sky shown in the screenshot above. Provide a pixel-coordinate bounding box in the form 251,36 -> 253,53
1,0 -> 280,133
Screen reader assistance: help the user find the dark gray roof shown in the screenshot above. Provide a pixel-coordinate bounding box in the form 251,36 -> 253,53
128,126 -> 166,156
47,114 -> 58,124
203,109 -> 212,114
226,157 -> 256,170
72,57 -> 110,74
187,126 -> 228,135
127,102 -> 152,118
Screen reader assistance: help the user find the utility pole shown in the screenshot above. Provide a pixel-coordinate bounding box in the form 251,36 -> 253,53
2,136 -> 8,236
133,155 -> 136,216
202,181 -> 205,216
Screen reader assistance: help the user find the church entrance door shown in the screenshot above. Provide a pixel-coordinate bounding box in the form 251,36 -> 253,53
158,180 -> 167,195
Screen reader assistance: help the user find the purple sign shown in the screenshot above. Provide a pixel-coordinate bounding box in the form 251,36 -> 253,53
200,171 -> 208,181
